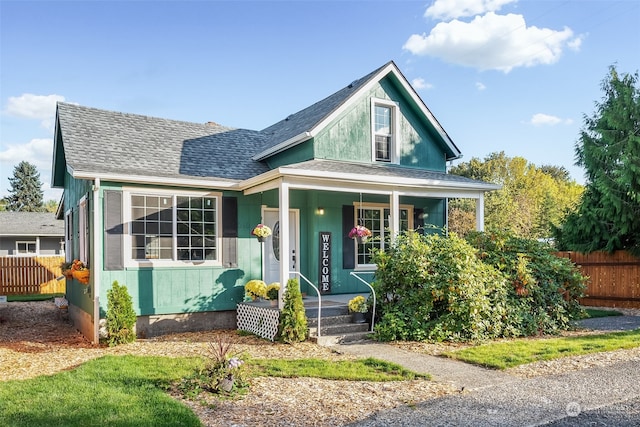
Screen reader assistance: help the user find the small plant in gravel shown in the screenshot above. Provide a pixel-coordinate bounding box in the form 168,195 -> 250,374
105,281 -> 137,346
178,335 -> 248,398
277,278 -> 308,343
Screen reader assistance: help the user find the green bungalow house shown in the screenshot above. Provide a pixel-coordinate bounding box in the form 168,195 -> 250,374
51,61 -> 499,342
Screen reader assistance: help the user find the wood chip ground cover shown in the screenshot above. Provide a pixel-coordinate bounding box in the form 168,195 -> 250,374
2,301 -> 639,426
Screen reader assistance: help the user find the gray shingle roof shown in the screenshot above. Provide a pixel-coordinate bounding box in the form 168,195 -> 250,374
0,212 -> 64,236
57,103 -> 270,182
257,62 -> 392,153
281,159 -> 501,189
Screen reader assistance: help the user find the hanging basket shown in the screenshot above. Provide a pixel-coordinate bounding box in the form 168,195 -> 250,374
355,236 -> 368,244
257,236 -> 266,243
62,270 -> 74,280
72,269 -> 90,285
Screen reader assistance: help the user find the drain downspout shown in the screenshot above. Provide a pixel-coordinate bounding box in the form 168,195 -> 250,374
92,178 -> 101,344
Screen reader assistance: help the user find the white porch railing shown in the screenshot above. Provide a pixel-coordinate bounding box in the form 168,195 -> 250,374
349,271 -> 376,333
290,271 -> 322,338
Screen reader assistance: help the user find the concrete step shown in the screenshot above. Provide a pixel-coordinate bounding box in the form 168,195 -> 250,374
310,331 -> 374,346
305,305 -> 349,318
307,314 -> 353,327
309,321 -> 370,336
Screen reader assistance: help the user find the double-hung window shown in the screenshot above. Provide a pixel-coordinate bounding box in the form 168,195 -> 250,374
16,241 -> 37,255
127,190 -> 220,266
355,203 -> 412,267
372,98 -> 398,163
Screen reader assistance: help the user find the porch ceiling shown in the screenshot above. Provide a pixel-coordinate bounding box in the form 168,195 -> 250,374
241,159 -> 500,198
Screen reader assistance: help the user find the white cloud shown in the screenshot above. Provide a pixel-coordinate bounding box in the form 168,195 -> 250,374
403,12 -> 578,73
476,81 -> 487,91
0,138 -> 60,200
5,94 -> 65,130
412,77 -> 433,90
0,138 -> 54,176
426,0 -> 515,21
529,113 -> 573,126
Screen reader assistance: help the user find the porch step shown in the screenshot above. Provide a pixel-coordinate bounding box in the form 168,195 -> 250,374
310,331 -> 373,346
307,312 -> 372,346
304,305 -> 349,318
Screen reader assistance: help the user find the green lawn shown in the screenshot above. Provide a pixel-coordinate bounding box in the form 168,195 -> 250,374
0,354 -> 427,427
584,308 -> 623,318
444,329 -> 640,369
0,356 -> 202,427
250,357 -> 430,381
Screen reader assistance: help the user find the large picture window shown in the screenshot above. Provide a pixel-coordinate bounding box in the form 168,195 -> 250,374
355,204 -> 412,266
127,191 -> 220,265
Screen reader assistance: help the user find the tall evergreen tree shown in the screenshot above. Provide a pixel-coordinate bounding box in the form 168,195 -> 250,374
6,161 -> 45,212
555,66 -> 640,255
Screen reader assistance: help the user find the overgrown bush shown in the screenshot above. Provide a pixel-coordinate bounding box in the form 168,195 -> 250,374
105,281 -> 137,346
277,278 -> 308,343
371,232 -> 511,342
466,231 -> 586,335
371,231 -> 587,342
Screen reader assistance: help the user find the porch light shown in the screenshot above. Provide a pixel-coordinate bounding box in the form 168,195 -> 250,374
316,207 -> 325,215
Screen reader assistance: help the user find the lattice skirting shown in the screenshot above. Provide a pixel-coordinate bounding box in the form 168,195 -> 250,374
236,302 -> 280,341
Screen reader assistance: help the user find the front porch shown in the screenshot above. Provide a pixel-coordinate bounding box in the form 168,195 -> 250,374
237,292 -> 372,344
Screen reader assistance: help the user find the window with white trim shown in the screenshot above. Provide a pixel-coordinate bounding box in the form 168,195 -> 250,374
16,241 -> 37,255
64,209 -> 73,261
372,99 -> 398,163
127,191 -> 220,265
355,204 -> 412,266
78,197 -> 89,264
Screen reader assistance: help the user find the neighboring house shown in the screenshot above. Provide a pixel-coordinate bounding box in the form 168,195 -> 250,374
51,61 -> 499,342
0,211 -> 64,256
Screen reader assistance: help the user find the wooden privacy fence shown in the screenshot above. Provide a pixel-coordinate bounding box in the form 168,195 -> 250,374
0,256 -> 66,295
555,251 -> 640,308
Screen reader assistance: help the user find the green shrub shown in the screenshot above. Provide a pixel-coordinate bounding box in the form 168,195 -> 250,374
106,281 -> 137,346
277,278 -> 308,343
371,231 -> 511,342
466,231 -> 587,334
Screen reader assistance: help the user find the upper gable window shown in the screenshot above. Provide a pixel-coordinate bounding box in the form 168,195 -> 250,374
371,98 -> 398,163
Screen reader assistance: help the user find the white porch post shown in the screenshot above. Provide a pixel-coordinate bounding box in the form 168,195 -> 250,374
390,190 -> 400,241
278,180 -> 290,310
476,193 -> 485,231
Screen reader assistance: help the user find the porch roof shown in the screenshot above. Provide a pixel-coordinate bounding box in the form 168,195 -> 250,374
242,159 -> 500,196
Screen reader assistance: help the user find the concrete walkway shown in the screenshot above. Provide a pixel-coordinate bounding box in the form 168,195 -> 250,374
334,342 -> 514,391
333,315 -> 640,426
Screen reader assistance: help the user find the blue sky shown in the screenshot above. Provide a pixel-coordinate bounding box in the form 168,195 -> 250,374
1,0 -> 639,201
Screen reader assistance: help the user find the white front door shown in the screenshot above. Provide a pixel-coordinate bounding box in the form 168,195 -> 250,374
263,209 -> 299,285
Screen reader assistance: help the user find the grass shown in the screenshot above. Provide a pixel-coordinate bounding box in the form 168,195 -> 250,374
6,293 -> 65,302
584,308 -> 623,318
0,355 -> 202,427
250,357 -> 430,381
444,329 -> 640,370
0,354 -> 427,426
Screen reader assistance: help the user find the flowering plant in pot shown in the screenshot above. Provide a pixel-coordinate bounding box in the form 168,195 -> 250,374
71,259 -> 90,285
244,279 -> 267,300
266,282 -> 280,305
60,261 -> 74,279
348,225 -> 372,243
348,295 -> 368,323
251,224 -> 272,242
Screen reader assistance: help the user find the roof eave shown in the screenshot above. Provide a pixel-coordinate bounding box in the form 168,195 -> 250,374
70,170 -> 242,190
252,132 -> 312,161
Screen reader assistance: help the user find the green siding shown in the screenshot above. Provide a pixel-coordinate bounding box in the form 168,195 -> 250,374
265,139 -> 314,168
314,76 -> 448,172
97,186 -> 265,317
63,171 -> 94,316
